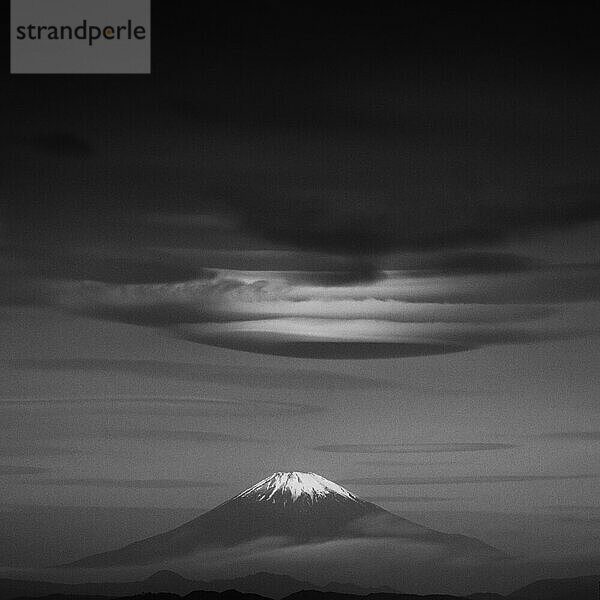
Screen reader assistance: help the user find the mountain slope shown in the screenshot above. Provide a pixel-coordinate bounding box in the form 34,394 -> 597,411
65,472 -> 501,568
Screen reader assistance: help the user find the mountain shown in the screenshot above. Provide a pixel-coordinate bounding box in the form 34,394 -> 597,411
65,472 -> 501,568
507,574 -> 600,600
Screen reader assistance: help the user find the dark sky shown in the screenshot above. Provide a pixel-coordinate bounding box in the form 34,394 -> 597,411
1,0 -> 599,577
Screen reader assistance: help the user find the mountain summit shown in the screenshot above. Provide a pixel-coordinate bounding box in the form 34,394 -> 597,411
234,472 -> 364,506
66,471 -> 500,568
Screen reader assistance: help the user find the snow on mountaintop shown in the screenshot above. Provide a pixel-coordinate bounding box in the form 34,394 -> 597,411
235,471 -> 360,504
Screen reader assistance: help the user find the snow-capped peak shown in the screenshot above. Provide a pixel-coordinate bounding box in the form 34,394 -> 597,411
234,471 -> 360,504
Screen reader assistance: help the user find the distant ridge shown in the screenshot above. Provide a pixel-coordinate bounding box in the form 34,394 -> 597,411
0,570 -> 399,600
3,571 -> 600,600
507,573 -> 600,599
1,588 -> 473,600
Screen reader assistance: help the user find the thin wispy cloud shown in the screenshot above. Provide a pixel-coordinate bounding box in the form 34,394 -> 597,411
29,478 -> 223,489
105,429 -> 266,444
3,359 -> 381,389
361,495 -> 457,503
556,516 -> 600,524
542,505 -> 600,512
341,474 -> 599,486
0,445 -> 95,457
540,431 -> 600,441
314,443 -> 516,454
358,460 -> 476,466
0,396 -> 325,417
0,465 -> 48,475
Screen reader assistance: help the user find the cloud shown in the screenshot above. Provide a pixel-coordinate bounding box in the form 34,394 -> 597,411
314,443 -> 516,454
153,247 -> 384,279
0,396 -> 325,417
3,358 -> 379,390
31,269 -> 591,323
3,45 -> 600,362
402,252 -> 544,275
542,504 -> 600,513
1,422 -> 267,446
341,474 -> 599,485
227,180 -> 600,254
178,332 -> 470,359
183,535 -> 505,593
28,478 -> 222,488
556,516 -> 600,524
359,460 -> 475,466
361,495 -> 457,503
175,314 -> 589,359
277,265 -> 600,305
101,429 -> 265,444
17,248 -> 209,284
9,263 -> 596,358
4,2 -> 600,263
540,431 -> 600,441
0,445 -> 95,457
0,465 -> 48,475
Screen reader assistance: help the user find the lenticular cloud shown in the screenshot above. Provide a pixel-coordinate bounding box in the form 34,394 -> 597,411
20,265 -> 600,358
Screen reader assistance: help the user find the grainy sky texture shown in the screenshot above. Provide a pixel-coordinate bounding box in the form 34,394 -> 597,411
0,1 -> 599,579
